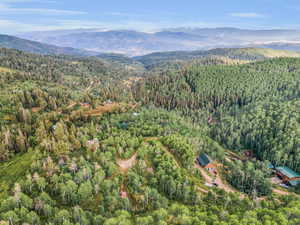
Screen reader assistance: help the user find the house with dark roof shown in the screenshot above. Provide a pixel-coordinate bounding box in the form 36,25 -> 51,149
276,166 -> 300,186
197,153 -> 216,170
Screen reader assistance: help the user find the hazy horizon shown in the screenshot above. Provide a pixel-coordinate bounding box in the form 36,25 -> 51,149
16,26 -> 300,35
1,0 -> 300,35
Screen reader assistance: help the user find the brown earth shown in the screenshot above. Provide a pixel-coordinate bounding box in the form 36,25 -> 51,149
116,153 -> 137,172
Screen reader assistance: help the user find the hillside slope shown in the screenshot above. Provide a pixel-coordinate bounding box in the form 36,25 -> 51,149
0,48 -> 300,224
0,47 -> 144,79
134,47 -> 300,68
0,34 -> 98,56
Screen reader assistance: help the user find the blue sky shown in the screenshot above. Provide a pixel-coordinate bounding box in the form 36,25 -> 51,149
0,0 -> 299,34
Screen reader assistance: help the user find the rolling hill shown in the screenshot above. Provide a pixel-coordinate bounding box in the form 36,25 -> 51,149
134,48 -> 300,69
2,34 -> 299,72
256,42 -> 300,52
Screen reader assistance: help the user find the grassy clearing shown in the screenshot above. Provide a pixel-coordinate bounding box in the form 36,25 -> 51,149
241,48 -> 300,58
0,152 -> 35,201
0,67 -> 14,73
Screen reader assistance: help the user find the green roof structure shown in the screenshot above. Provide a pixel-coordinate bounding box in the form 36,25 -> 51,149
289,180 -> 300,187
276,166 -> 300,186
197,153 -> 213,167
276,166 -> 300,179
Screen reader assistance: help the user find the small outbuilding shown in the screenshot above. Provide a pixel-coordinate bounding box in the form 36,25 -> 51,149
117,121 -> 129,130
268,163 -> 275,170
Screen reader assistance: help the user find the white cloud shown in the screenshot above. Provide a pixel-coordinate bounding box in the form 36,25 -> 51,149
2,0 -> 57,3
0,7 -> 86,15
0,19 -> 110,34
52,19 -> 219,32
0,19 -> 20,28
105,12 -> 135,17
0,1 -> 85,15
0,18 -> 220,35
229,13 -> 266,18
0,19 -> 62,33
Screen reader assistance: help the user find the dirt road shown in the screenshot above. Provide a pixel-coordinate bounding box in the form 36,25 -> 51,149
273,189 -> 290,195
195,163 -> 236,193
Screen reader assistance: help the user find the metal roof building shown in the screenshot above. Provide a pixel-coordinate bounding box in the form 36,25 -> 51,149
197,153 -> 214,168
276,166 -> 300,186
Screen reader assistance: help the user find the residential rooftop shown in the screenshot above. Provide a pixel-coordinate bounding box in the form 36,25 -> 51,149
276,166 -> 300,178
198,153 -> 213,167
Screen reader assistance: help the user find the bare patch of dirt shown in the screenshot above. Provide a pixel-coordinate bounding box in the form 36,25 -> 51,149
117,153 -> 137,172
271,177 -> 282,185
146,167 -> 154,173
195,163 -> 239,194
195,164 -> 213,183
144,137 -> 160,142
85,103 -> 120,116
66,102 -> 77,109
123,77 -> 143,88
31,107 -> 42,113
214,172 -> 236,193
273,189 -> 290,195
197,187 -> 209,193
0,67 -> 14,73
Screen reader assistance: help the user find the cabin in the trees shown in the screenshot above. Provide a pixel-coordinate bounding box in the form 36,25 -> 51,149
276,166 -> 300,186
197,153 -> 216,171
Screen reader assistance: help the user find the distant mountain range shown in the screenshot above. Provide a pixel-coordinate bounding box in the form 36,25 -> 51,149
0,34 -> 98,56
18,27 -> 300,56
2,32 -> 300,71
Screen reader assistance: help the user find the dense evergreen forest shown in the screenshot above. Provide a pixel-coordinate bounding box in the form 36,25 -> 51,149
133,58 -> 300,115
211,100 -> 300,173
0,47 -> 300,224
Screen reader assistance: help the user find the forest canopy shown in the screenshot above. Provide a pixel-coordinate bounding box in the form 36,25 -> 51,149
0,47 -> 300,225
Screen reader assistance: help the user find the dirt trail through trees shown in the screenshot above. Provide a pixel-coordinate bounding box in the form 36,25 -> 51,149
84,103 -> 120,116
195,164 -> 213,183
195,164 -> 237,194
273,189 -> 290,196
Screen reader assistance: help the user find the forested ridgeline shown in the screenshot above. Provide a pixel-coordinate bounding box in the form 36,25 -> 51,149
133,57 -> 300,119
0,47 -> 142,106
0,48 -> 142,162
0,48 -> 143,82
141,56 -> 250,74
134,47 -> 300,69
